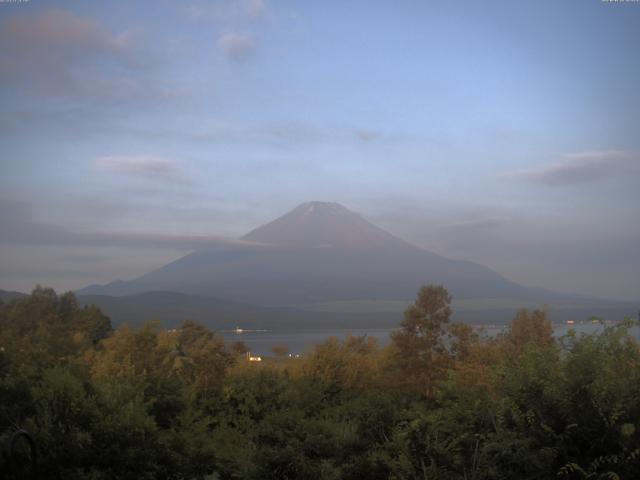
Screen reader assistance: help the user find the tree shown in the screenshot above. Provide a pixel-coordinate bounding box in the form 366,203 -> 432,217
391,284 -> 452,397
446,321 -> 478,361
230,340 -> 249,356
299,335 -> 382,391
271,344 -> 289,358
505,308 -> 554,351
0,287 -> 111,374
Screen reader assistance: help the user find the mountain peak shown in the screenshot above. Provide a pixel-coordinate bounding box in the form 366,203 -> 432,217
296,201 -> 350,214
242,201 -> 411,249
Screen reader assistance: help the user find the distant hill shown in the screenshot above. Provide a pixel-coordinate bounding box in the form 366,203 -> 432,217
2,288 -> 634,330
0,289 -> 27,303
77,291 -> 400,330
76,292 -> 638,330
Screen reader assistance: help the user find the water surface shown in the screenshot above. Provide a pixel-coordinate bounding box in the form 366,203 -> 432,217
219,322 -> 640,357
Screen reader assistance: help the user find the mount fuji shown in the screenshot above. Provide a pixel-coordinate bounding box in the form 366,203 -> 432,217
76,202 -> 636,327
78,201 -> 530,303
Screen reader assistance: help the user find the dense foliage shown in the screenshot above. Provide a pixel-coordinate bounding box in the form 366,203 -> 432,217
1,285 -> 639,479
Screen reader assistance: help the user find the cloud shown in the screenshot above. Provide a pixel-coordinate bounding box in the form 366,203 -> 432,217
217,32 -> 256,60
0,9 -> 126,61
188,1 -> 268,61
507,150 -> 639,185
0,9 -> 157,102
96,155 -> 188,182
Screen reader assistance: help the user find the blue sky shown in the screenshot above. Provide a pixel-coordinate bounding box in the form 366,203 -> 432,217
1,0 -> 639,300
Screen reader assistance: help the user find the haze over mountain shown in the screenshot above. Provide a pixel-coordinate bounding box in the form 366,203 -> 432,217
79,201 -> 576,306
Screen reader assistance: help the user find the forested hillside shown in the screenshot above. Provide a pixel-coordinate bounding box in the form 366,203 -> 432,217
1,286 -> 639,479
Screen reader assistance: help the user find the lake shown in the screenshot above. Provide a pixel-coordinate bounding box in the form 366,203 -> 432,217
219,322 -> 640,357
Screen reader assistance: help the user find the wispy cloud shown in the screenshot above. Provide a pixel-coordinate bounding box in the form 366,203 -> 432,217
217,32 -> 256,60
186,1 -> 268,61
96,155 -> 188,182
506,150 -> 638,185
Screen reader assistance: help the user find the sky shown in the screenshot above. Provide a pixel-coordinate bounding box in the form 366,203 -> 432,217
0,0 -> 639,301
